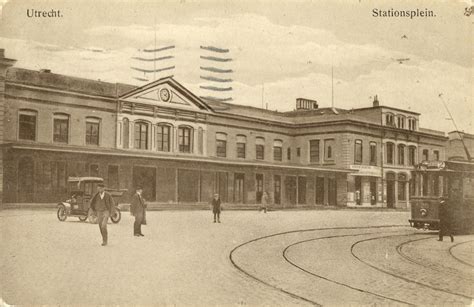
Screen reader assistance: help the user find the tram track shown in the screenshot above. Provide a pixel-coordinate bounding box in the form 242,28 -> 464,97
448,240 -> 474,268
396,236 -> 474,282
351,234 -> 474,301
229,225 -> 409,306
282,232 -> 415,306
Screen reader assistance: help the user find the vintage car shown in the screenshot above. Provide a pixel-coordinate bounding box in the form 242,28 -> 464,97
57,177 -> 125,223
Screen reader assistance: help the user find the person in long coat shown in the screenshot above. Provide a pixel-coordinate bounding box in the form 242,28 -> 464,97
259,191 -> 269,213
130,186 -> 146,236
90,183 -> 115,246
438,197 -> 454,242
211,193 -> 221,223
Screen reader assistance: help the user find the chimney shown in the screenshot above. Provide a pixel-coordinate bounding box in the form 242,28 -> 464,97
296,98 -> 318,110
373,95 -> 379,107
39,69 -> 51,73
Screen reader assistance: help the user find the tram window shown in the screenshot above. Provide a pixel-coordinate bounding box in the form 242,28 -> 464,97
463,178 -> 474,199
433,175 -> 440,196
422,174 -> 428,196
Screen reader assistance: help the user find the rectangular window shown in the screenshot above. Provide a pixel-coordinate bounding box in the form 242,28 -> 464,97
86,121 -> 100,146
324,139 -> 334,161
386,143 -> 394,164
216,140 -> 227,157
53,117 -> 69,143
274,175 -> 281,205
273,146 -> 282,161
434,150 -> 440,161
398,145 -> 405,165
237,143 -> 246,158
287,148 -> 291,160
134,122 -> 148,149
370,142 -> 377,165
19,113 -> 36,141
408,147 -> 416,165
309,140 -> 320,163
422,149 -> 429,161
296,147 -> 301,157
256,145 -> 264,160
354,140 -> 362,163
178,126 -> 192,153
156,125 -> 170,152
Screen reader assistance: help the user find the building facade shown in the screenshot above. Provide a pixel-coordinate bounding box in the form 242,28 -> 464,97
0,50 -> 447,208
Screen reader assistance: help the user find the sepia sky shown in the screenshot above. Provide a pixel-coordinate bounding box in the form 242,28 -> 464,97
0,0 -> 472,133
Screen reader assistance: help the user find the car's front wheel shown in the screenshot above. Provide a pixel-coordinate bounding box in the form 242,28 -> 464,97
57,206 -> 67,221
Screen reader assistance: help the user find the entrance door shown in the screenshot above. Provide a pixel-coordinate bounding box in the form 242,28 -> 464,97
315,177 -> 324,205
386,173 -> 396,208
328,178 -> 337,206
133,166 -> 156,201
18,157 -> 35,202
355,176 -> 362,205
256,174 -> 263,203
284,176 -> 297,206
370,179 -> 377,205
234,173 -> 245,203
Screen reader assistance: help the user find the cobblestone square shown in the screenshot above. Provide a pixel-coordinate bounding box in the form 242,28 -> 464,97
1,209 -> 472,306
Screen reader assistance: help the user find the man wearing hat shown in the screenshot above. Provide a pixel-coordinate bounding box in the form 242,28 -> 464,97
130,186 -> 146,236
90,183 -> 116,246
438,196 -> 454,242
211,193 -> 221,223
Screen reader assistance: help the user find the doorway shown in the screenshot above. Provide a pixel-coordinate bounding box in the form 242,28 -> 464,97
386,173 -> 396,208
133,166 -> 156,201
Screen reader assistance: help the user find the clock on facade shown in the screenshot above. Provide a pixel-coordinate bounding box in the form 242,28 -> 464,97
159,88 -> 171,102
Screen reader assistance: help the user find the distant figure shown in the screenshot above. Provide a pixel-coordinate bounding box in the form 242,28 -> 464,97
211,194 -> 221,223
438,197 -> 454,242
259,191 -> 269,213
131,186 -> 146,237
90,183 -> 115,246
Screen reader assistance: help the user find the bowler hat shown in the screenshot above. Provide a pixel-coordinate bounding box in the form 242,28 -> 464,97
98,183 -> 105,187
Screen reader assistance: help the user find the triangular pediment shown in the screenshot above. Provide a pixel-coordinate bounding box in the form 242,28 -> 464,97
120,77 -> 213,112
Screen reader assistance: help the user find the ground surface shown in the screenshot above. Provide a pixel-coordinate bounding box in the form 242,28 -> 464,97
1,209 -> 473,306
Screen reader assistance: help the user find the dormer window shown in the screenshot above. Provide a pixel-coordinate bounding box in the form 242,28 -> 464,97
385,113 -> 395,127
408,118 -> 417,131
397,116 -> 405,129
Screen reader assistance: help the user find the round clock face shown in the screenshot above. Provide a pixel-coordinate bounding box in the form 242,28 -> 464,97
159,88 -> 171,102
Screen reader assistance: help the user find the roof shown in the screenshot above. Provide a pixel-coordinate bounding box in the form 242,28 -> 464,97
6,67 -> 136,98
353,105 -> 420,115
68,176 -> 104,182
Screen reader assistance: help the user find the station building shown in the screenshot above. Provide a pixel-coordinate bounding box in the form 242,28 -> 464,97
0,49 -> 447,208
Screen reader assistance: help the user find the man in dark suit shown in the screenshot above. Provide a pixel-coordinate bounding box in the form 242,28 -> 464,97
438,197 -> 454,242
90,183 -> 115,246
130,186 -> 146,236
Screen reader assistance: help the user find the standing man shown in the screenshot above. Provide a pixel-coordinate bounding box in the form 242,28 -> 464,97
438,196 -> 454,242
259,191 -> 269,213
131,186 -> 146,236
211,193 -> 221,223
90,183 -> 115,246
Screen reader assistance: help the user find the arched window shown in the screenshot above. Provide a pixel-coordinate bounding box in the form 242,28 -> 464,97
53,113 -> 69,144
255,137 -> 265,160
325,139 -> 335,161
18,109 -> 37,141
354,139 -> 363,163
178,126 -> 193,153
398,144 -> 405,165
369,142 -> 377,165
216,132 -> 227,157
156,123 -> 171,152
408,146 -> 416,165
386,142 -> 395,164
134,121 -> 149,150
385,113 -> 395,126
422,149 -> 429,161
398,173 -> 407,201
397,116 -> 406,129
273,139 -> 283,161
408,118 -> 417,131
236,135 -> 246,159
86,117 -> 100,146
122,118 -> 129,149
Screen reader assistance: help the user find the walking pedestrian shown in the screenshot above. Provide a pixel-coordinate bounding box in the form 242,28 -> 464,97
211,193 -> 221,223
259,191 -> 269,213
438,196 -> 454,242
90,183 -> 115,246
130,186 -> 146,237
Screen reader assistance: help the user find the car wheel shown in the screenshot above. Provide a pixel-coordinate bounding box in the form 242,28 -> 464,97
78,215 -> 87,222
111,208 -> 121,224
57,206 -> 67,221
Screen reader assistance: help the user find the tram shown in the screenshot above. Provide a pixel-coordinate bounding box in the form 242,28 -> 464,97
409,160 -> 474,234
